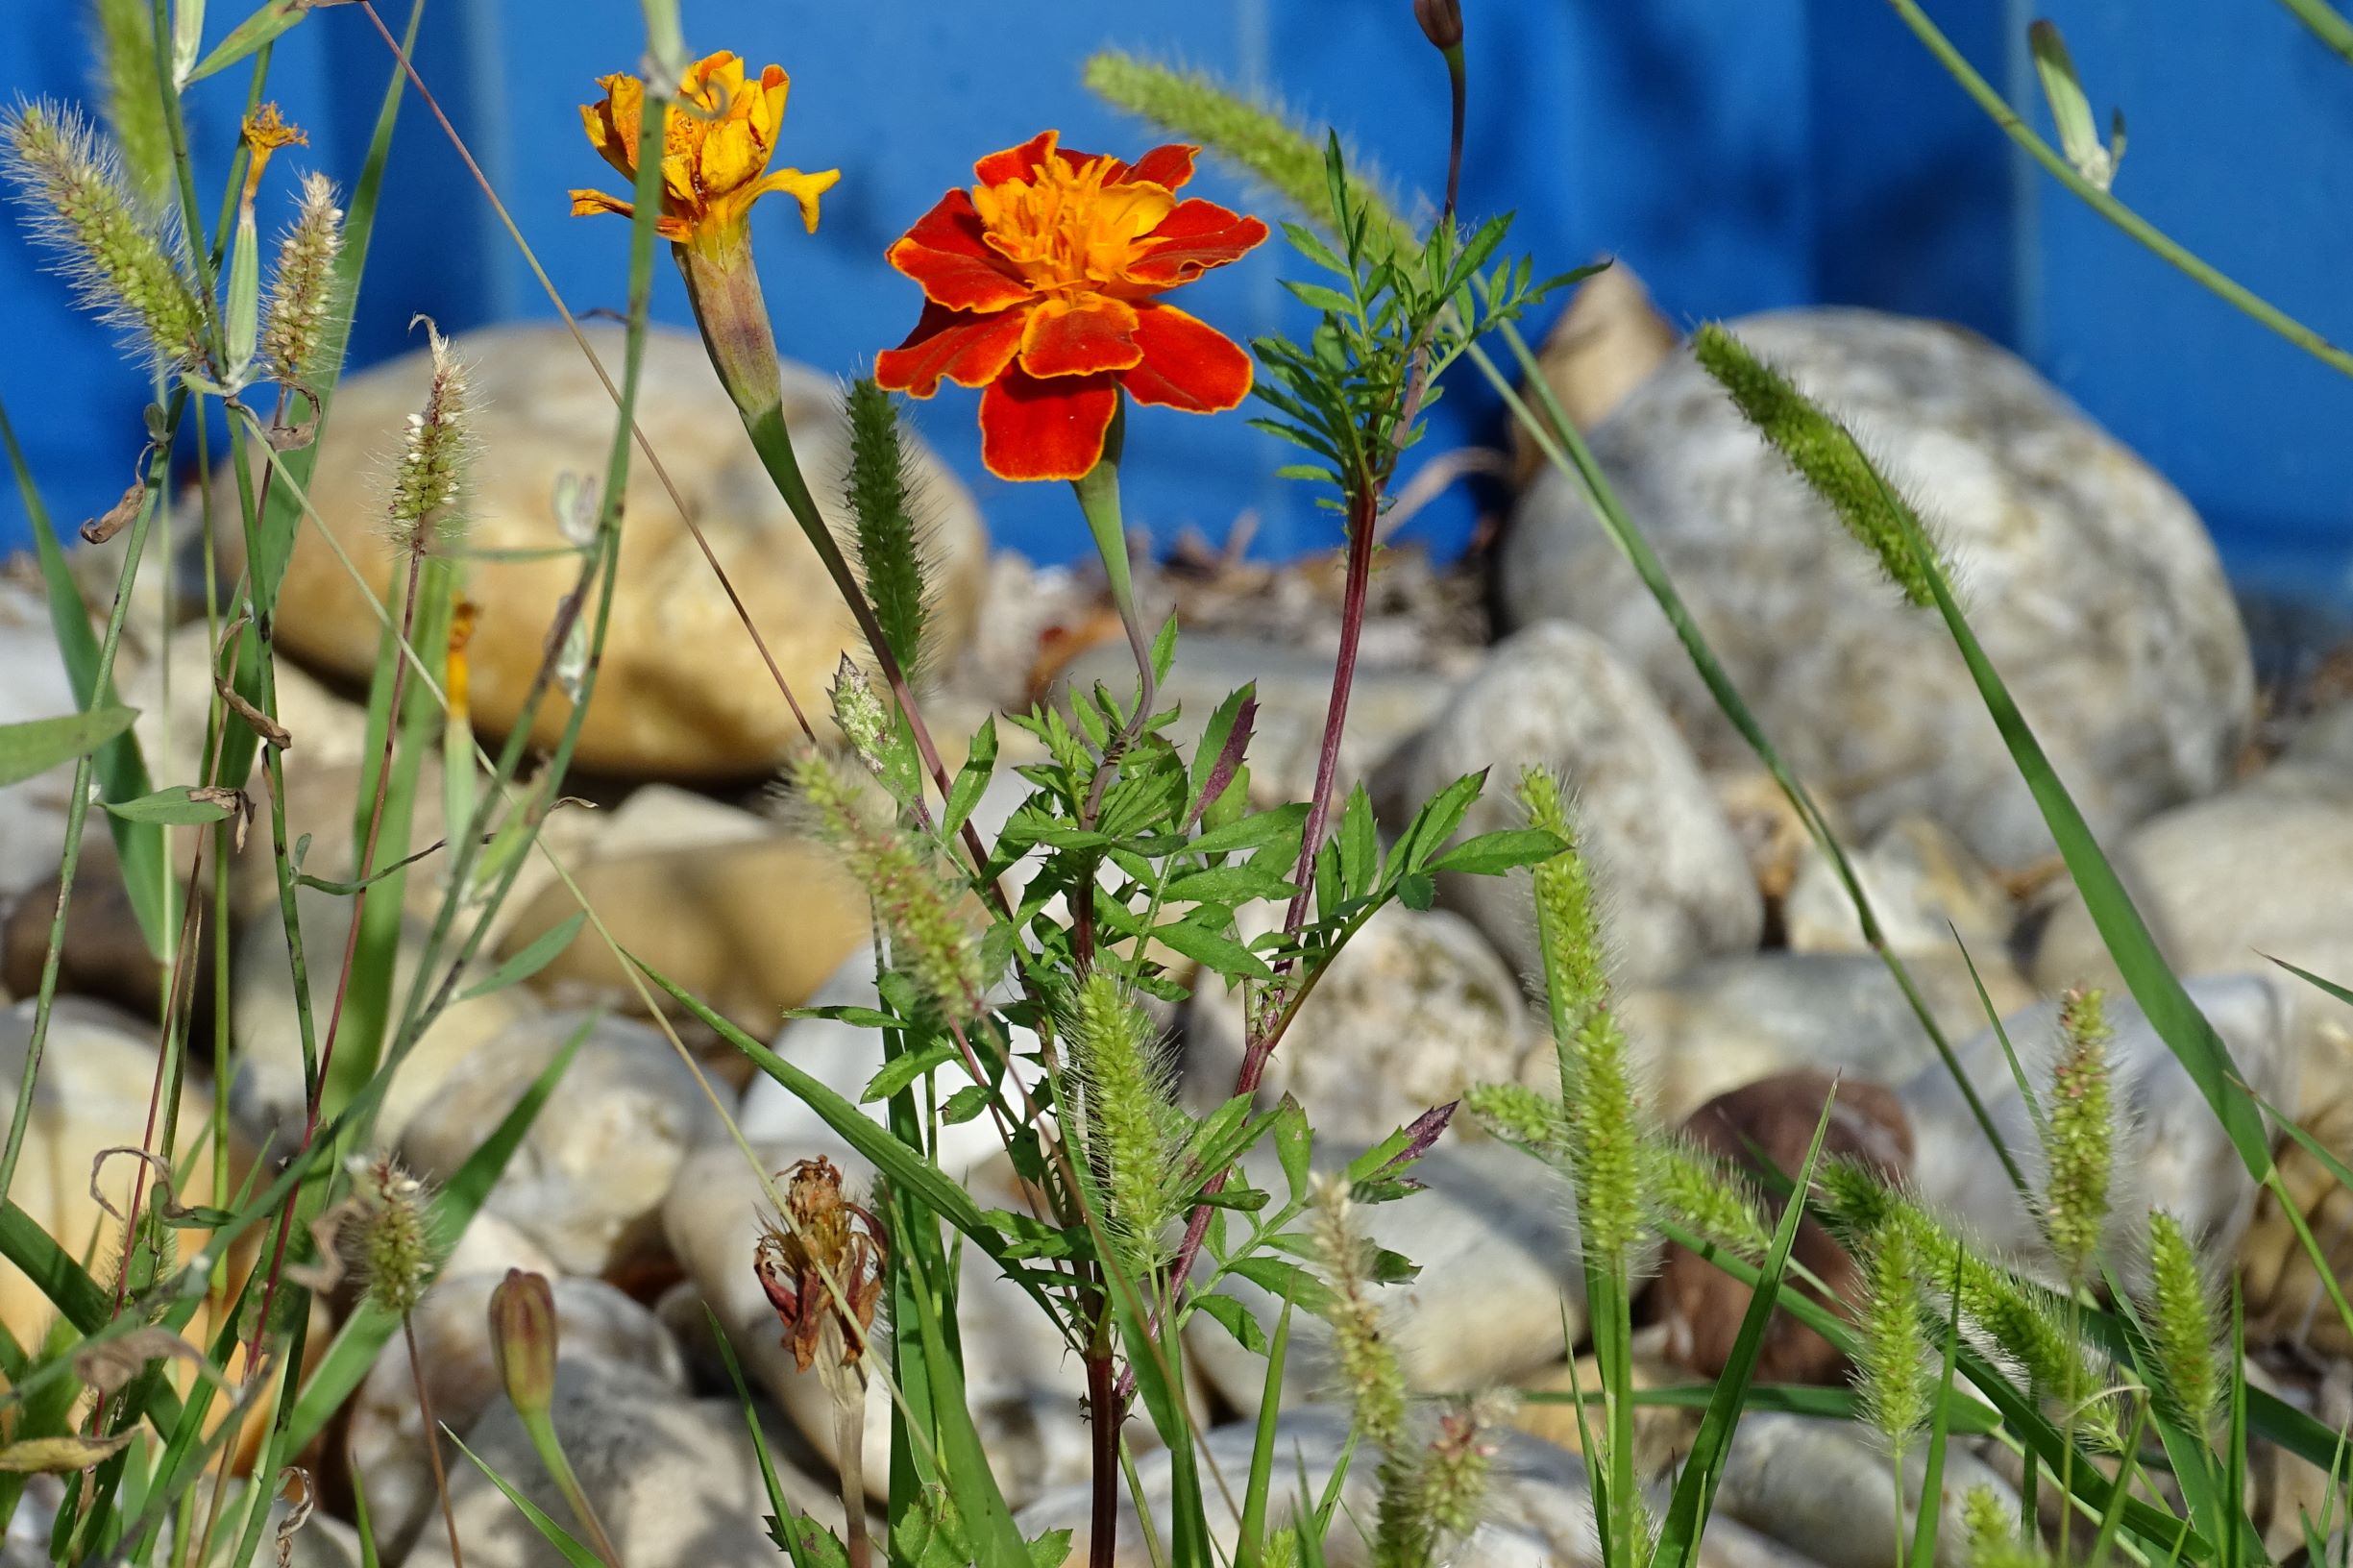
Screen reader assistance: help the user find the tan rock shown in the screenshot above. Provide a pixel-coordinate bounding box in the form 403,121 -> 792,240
495,828 -> 869,1036
233,323 -> 988,778
1509,260 -> 1680,483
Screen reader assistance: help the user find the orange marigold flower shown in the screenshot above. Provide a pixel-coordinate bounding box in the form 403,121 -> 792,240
874,130 -> 1269,482
569,51 -> 840,245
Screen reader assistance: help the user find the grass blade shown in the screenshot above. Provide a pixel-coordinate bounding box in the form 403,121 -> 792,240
1653,1089 -> 1839,1568
448,1431 -> 606,1568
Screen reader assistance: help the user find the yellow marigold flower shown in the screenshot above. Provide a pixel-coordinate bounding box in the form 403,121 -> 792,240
569,51 -> 839,244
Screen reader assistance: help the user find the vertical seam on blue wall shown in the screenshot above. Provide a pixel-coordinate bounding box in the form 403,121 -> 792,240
470,0 -> 519,322
2004,0 -> 2041,355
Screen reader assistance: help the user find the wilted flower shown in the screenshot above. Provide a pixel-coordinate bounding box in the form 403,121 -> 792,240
874,131 -> 1266,480
753,1157 -> 885,1377
238,103 -> 305,206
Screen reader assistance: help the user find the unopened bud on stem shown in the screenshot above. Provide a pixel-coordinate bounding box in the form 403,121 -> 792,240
488,1268 -> 558,1420
1413,0 -> 1464,51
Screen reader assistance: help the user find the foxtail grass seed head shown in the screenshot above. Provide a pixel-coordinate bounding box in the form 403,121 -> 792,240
1080,51 -> 1412,257
754,1156 -> 887,1381
1462,1081 -> 1565,1154
843,377 -> 933,675
1419,1395 -> 1505,1543
2144,1209 -> 2219,1431
261,171 -> 343,384
1312,1175 -> 1407,1449
2038,987 -> 2115,1279
1960,1486 -> 2045,1568
1690,323 -> 1941,607
1068,969 -> 1186,1273
1856,1220 -> 1930,1453
1,100 -> 202,370
1519,771 -> 1647,1268
387,322 -> 473,551
487,1269 -> 558,1420
1650,1136 -> 1769,1262
793,745 -> 984,1014
353,1157 -> 438,1319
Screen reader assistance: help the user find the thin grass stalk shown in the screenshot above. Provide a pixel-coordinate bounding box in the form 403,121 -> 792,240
404,1315 -> 467,1568
1885,0 -> 2353,380
1466,326 -> 2027,1196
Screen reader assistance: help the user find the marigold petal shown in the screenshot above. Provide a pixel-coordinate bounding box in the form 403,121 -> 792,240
978,369 -> 1119,481
581,74 -> 643,177
749,166 -> 840,233
1128,199 -> 1271,288
1018,296 -> 1144,380
973,130 -> 1064,186
874,304 -> 1029,399
1118,303 -> 1254,412
699,119 -> 770,200
1119,144 -> 1197,191
568,188 -> 635,220
887,189 -> 1032,312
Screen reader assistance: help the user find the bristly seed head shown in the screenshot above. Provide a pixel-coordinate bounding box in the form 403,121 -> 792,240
1067,968 -> 1186,1275
1855,1219 -> 1930,1454
2143,1209 -> 2219,1433
1311,1175 -> 1407,1450
2039,986 -> 2115,1281
352,1156 -> 438,1319
1,99 -> 203,371
261,170 -> 343,385
386,319 -> 473,551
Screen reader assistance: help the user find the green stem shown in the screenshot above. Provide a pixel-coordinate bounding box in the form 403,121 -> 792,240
1071,400 -> 1153,695
2277,0 -> 2353,66
1887,0 -> 2353,380
523,1410 -> 624,1568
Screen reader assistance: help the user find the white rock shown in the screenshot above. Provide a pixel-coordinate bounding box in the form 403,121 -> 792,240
400,1358 -> 838,1568
349,1272 -> 685,1560
1186,902 -> 1543,1147
1375,621 -> 1762,988
2028,755 -> 2353,1061
400,1009 -> 719,1276
663,1138 -> 1100,1511
0,580 -> 92,903
1185,1140 -> 1587,1415
1621,950 -> 2034,1123
1714,1411 -> 2017,1568
1783,816 -> 2015,958
1499,308 -> 2253,868
1900,974 -> 2294,1272
230,884 -> 540,1148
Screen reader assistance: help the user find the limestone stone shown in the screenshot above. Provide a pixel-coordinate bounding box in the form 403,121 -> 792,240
1498,308 -> 2253,868
234,323 -> 989,778
1186,902 -> 1542,1146
1620,950 -> 2033,1124
400,1358 -> 839,1568
349,1272 -> 685,1560
1375,621 -> 1761,988
400,1010 -> 720,1276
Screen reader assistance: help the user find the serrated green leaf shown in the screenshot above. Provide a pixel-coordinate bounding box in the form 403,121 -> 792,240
1427,827 -> 1567,877
861,1039 -> 960,1104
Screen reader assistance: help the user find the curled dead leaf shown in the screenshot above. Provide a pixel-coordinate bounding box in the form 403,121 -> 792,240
80,482 -> 146,545
73,1325 -> 213,1398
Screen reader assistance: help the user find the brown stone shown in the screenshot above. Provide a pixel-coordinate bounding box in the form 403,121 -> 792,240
1651,1069 -> 1913,1384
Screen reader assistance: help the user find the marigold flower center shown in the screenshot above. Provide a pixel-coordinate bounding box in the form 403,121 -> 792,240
970,155 -> 1174,298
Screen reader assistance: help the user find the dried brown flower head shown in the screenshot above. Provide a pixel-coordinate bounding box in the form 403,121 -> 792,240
753,1156 -> 885,1375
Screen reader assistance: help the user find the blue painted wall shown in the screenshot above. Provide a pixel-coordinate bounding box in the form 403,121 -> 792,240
3,1 -> 2350,598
